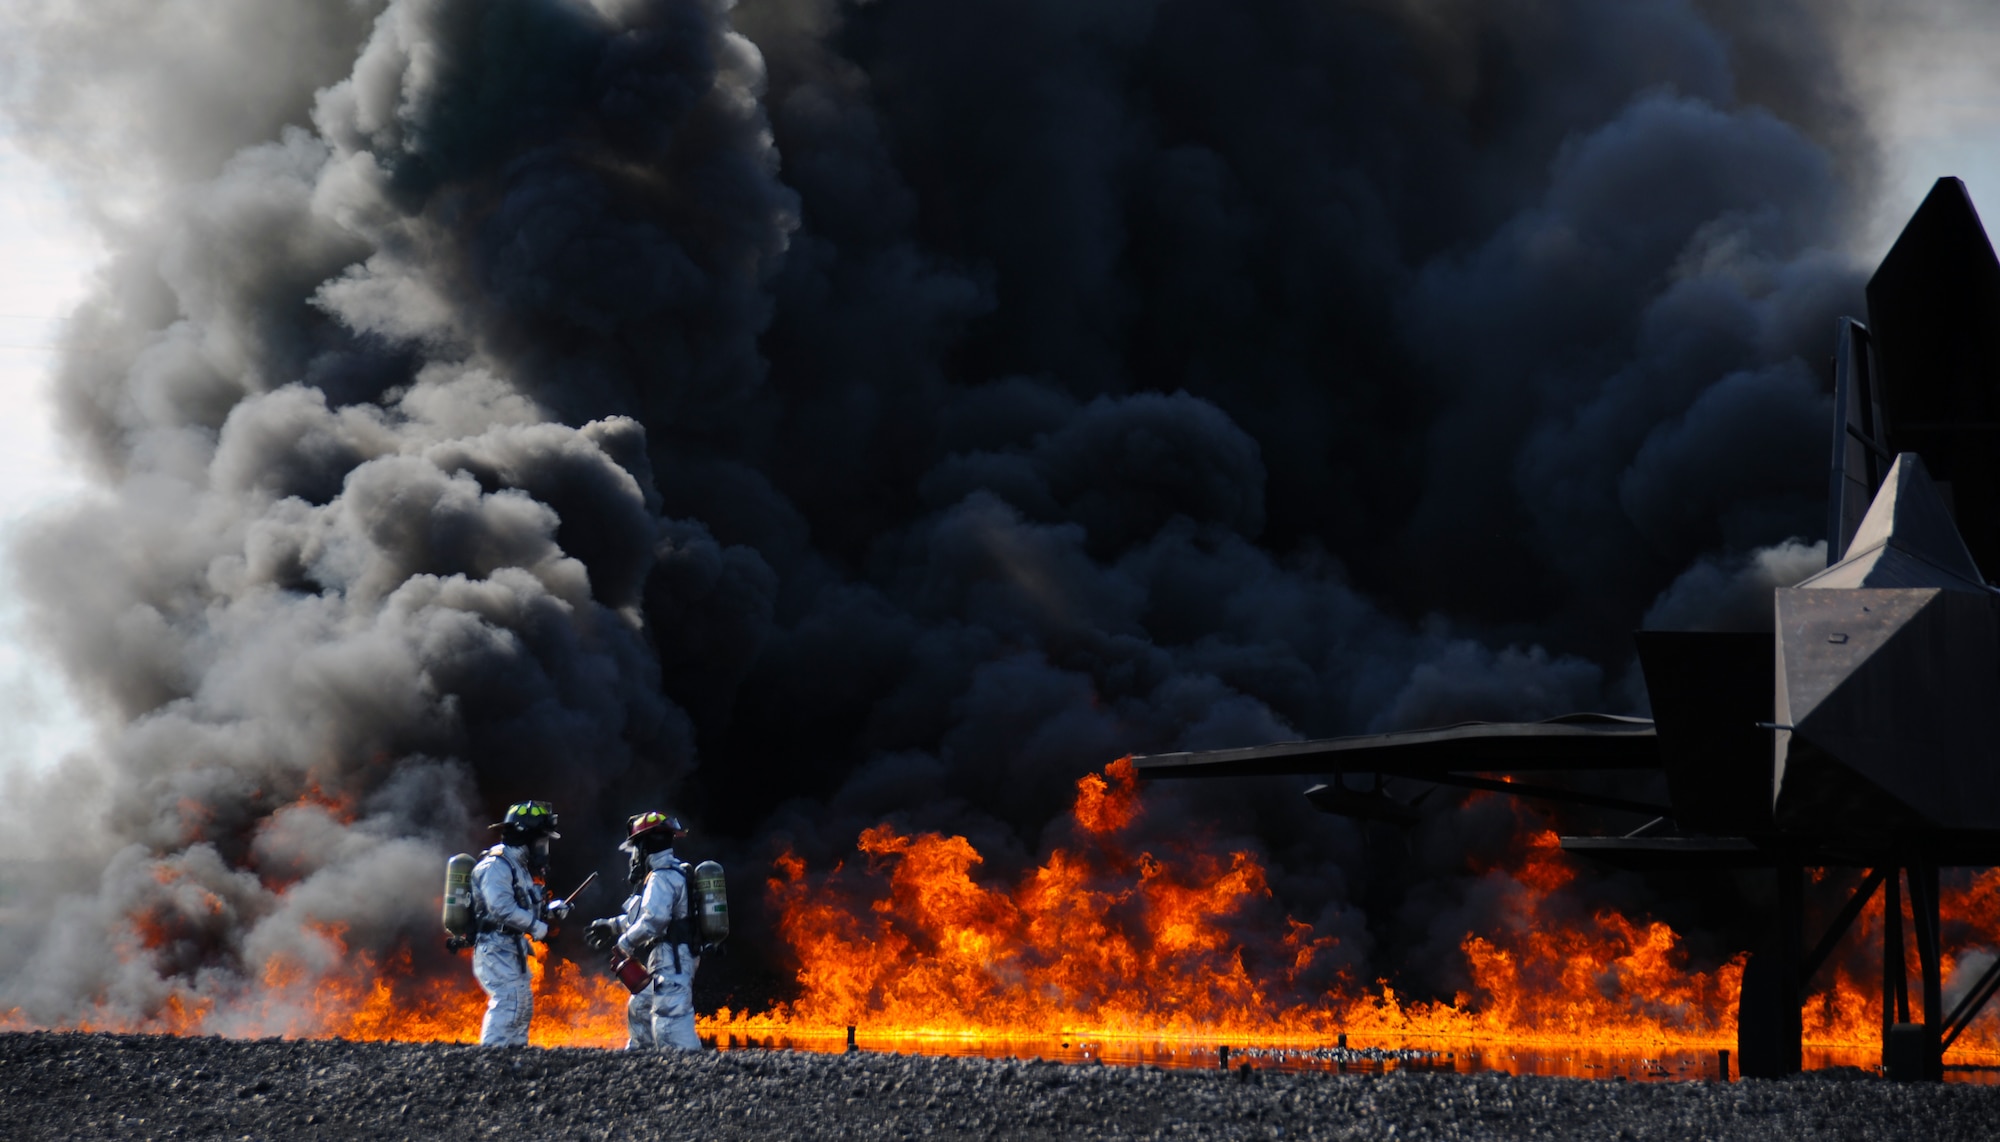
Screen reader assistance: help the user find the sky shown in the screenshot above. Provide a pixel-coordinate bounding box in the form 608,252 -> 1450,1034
1846,0 -> 2000,253
0,5 -> 1997,780
0,127 -> 97,775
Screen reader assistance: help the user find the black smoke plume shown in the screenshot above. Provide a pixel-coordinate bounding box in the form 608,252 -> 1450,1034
0,0 -> 1902,1028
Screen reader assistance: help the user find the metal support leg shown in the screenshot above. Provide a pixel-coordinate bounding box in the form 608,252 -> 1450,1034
1909,857 -> 1944,1081
1882,862 -> 1946,1081
1739,861 -> 1806,1078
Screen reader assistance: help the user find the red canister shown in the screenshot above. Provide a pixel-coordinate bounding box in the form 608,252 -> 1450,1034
609,951 -> 654,994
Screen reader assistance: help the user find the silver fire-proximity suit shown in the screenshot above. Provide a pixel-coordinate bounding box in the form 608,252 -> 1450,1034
616,847 -> 702,1050
471,843 -> 548,1047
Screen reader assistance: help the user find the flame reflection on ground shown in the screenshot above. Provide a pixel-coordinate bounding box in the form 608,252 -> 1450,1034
700,1032 -> 2000,1084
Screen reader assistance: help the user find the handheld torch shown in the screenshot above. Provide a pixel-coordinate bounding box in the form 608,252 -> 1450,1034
556,870 -> 598,909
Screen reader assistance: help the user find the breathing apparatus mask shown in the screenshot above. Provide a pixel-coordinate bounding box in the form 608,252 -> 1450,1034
493,801 -> 560,875
619,811 -> 687,886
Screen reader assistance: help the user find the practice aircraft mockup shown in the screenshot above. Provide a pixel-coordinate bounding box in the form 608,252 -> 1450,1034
1137,178 -> 2000,1082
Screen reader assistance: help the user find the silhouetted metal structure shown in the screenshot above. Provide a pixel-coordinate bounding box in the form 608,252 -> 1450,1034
1135,177 -> 2000,1081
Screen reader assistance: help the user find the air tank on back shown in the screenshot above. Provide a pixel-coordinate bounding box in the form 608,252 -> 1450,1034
442,852 -> 477,947
693,860 -> 728,944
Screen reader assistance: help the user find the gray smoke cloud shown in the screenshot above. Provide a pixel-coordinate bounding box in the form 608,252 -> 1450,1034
0,0 -> 1918,1030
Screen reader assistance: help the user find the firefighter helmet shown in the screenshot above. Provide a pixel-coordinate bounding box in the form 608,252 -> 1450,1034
492,800 -> 561,841
622,810 -> 686,851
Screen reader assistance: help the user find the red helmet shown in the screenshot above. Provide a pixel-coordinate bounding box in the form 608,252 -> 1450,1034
623,810 -> 686,850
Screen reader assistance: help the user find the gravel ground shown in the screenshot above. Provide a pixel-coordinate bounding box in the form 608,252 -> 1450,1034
3,1031 -> 1997,1140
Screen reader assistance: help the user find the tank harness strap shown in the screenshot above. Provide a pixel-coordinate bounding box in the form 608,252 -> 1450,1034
649,864 -> 695,974
475,851 -> 535,937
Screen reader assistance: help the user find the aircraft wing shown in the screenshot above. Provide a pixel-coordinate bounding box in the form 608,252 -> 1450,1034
1132,713 -> 1659,779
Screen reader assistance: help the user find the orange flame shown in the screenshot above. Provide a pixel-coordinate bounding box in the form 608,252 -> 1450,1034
729,756 -> 1339,1038
0,787 -> 634,1046
11,758 -> 2000,1065
714,758 -> 2000,1061
2,916 -> 631,1047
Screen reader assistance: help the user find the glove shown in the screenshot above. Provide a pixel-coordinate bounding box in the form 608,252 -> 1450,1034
545,898 -> 573,921
585,918 -> 620,952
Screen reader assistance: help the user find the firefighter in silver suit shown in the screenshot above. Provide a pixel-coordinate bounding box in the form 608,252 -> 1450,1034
609,811 -> 702,1050
470,801 -> 570,1046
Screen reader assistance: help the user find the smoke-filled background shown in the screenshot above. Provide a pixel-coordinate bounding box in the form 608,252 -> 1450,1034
0,0 -> 1995,1030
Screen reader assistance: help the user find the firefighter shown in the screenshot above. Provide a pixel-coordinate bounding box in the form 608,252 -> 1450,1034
605,811 -> 702,1051
470,800 -> 573,1047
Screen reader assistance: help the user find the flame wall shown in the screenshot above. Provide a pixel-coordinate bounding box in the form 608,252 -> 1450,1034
727,761 -> 2000,1060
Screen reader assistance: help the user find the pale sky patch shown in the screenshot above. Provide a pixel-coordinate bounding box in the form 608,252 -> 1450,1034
0,124 -> 101,774
1835,0 -> 2000,257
